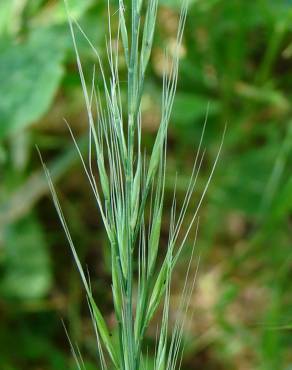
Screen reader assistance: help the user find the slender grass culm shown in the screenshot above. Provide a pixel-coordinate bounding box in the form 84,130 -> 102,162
39,0 -> 224,369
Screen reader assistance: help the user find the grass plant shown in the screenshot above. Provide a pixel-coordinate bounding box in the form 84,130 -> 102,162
40,0 -> 224,369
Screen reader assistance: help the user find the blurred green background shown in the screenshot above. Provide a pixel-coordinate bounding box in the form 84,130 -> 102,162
0,0 -> 291,369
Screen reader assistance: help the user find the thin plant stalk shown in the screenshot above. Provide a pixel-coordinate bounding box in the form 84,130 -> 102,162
40,0 -> 225,369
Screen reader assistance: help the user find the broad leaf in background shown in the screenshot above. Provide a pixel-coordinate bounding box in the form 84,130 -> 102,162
214,146 -> 279,216
0,0 -> 13,35
0,29 -> 65,139
160,0 -> 198,8
0,215 -> 52,299
172,93 -> 220,127
32,0 -> 94,26
274,177 -> 292,221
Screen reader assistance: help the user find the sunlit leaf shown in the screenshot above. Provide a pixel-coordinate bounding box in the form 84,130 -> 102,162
0,215 -> 52,299
32,0 -> 94,26
0,29 -> 64,139
172,93 -> 220,126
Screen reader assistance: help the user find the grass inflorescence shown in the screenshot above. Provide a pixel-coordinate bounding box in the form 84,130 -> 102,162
40,0 -> 224,369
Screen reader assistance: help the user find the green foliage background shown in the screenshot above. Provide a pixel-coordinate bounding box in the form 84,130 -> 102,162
0,0 -> 291,369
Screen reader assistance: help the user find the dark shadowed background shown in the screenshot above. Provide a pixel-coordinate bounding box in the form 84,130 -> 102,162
0,0 -> 291,369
